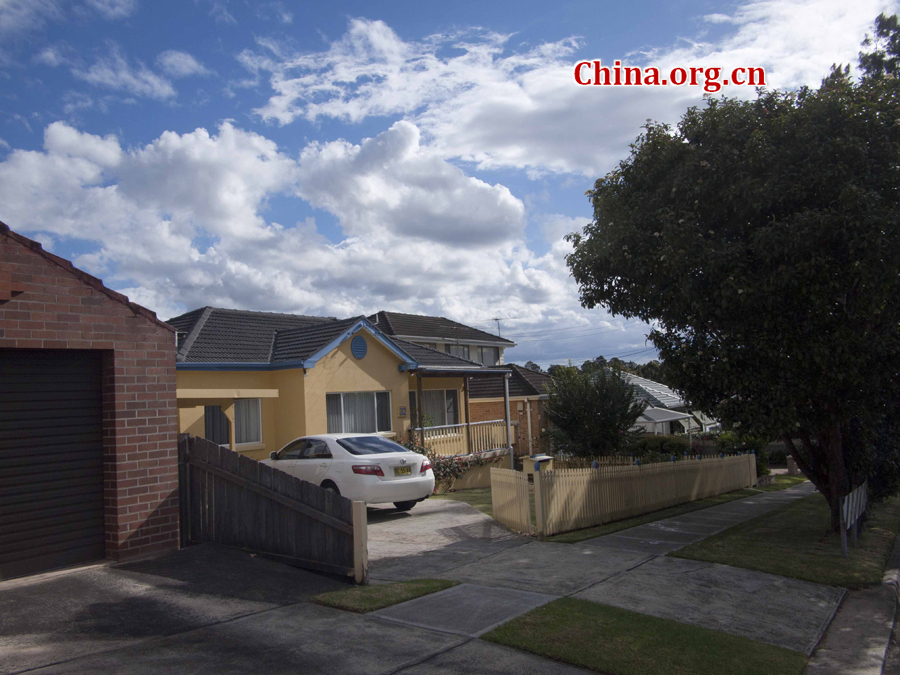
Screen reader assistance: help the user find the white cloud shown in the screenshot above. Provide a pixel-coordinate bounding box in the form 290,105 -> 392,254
539,213 -> 588,244
244,2 -> 895,177
0,121 -> 642,364
0,0 -> 62,37
34,45 -> 65,66
85,0 -> 138,20
73,43 -> 175,99
156,50 -> 211,78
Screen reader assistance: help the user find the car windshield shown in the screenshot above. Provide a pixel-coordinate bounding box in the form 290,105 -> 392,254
336,436 -> 410,455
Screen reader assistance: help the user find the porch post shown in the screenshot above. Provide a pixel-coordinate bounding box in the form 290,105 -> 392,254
463,376 -> 472,455
504,374 -> 513,469
416,372 -> 425,447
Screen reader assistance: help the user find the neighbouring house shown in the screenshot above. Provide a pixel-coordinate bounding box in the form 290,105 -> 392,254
0,222 -> 179,580
367,310 -> 515,366
169,307 -> 516,464
623,372 -> 719,434
468,364 -> 554,457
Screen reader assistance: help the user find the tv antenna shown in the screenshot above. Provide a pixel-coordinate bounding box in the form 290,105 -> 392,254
492,317 -> 502,337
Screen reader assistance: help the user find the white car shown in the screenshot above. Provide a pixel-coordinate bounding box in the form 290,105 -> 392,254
262,434 -> 434,511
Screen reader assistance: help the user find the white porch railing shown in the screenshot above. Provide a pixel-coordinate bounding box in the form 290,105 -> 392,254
412,419 -> 509,457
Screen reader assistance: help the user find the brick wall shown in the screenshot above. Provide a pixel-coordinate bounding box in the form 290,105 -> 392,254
0,224 -> 179,561
469,397 -> 549,456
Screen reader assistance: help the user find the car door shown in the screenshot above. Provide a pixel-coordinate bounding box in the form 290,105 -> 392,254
306,439 -> 333,484
274,439 -> 309,480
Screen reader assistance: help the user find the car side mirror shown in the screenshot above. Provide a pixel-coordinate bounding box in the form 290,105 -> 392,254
269,451 -> 278,460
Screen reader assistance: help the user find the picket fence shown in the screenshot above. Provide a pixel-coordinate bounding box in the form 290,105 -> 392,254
491,453 -> 757,537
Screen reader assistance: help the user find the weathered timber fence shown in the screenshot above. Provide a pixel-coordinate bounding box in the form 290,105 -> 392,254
491,453 -> 757,537
178,435 -> 367,583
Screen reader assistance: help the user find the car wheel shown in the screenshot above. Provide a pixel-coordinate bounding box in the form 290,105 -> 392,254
394,500 -> 416,511
321,481 -> 341,496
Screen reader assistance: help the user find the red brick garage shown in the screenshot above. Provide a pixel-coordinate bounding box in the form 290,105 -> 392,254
0,222 -> 179,579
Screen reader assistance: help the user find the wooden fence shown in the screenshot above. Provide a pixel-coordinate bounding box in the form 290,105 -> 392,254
178,435 -> 367,583
490,468 -> 534,535
492,453 -> 757,537
415,419 -> 509,457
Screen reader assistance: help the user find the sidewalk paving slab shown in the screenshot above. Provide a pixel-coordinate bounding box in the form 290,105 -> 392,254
574,556 -> 844,654
23,602 -> 464,675
439,541 -> 652,595
395,639 -> 592,674
372,583 -> 557,638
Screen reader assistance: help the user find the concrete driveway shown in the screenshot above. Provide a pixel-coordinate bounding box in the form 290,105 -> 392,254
0,544 -> 586,675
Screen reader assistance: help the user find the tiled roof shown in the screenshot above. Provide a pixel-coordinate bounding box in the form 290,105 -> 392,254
168,307 -> 336,363
390,338 -> 486,369
368,310 -> 515,346
271,316 -> 367,363
468,364 -> 554,398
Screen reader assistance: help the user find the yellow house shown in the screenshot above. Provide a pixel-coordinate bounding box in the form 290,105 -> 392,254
169,308 -> 514,462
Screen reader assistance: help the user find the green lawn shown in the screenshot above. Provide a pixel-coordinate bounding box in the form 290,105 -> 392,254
674,495 -> 900,588
756,475 -> 808,492
483,597 -> 807,675
310,579 -> 459,613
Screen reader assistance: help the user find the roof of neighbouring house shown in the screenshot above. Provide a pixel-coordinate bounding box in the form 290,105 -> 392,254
390,338 -> 486,369
169,306 -> 337,363
468,364 -> 554,398
368,310 -> 515,346
621,372 -> 686,409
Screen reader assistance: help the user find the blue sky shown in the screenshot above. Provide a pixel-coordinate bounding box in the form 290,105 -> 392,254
0,0 -> 889,367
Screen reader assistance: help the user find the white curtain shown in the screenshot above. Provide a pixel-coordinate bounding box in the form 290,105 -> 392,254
343,392 -> 376,433
234,399 -> 261,444
423,390 -> 447,426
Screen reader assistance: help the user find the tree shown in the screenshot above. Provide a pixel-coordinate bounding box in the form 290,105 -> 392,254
544,368 -> 646,457
523,360 -> 544,372
566,27 -> 900,530
547,364 -> 575,378
859,13 -> 900,78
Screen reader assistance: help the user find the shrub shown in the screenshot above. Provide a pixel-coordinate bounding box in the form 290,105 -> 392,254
716,432 -> 770,476
628,434 -> 691,457
401,437 -> 488,490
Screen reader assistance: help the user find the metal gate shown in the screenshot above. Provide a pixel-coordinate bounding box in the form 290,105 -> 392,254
0,350 -> 106,580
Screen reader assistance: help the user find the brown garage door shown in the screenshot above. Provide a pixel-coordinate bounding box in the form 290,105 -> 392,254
0,349 -> 106,580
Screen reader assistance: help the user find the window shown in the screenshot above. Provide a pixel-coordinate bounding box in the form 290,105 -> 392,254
476,346 -> 500,366
337,436 -> 409,455
279,439 -> 307,459
203,400 -> 261,446
234,398 -> 262,444
326,392 -> 392,433
447,344 -> 470,360
409,389 -> 459,427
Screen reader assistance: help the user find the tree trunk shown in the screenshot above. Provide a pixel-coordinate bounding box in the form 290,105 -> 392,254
782,428 -> 846,532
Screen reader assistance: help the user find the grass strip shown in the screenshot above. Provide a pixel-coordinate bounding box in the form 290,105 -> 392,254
673,495 -> 900,588
311,579 -> 459,613
483,597 -> 806,675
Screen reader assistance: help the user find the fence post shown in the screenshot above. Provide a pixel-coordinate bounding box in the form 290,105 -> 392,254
352,501 -> 369,584
533,463 -> 545,537
177,434 -> 190,549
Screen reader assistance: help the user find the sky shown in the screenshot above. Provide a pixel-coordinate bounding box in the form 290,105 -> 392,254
0,0 -> 892,368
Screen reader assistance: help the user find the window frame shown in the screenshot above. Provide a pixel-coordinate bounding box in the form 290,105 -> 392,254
326,391 -> 393,434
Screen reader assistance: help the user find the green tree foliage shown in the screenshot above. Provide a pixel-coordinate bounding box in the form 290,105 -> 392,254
566,22 -> 900,530
544,368 -> 646,457
523,360 -> 544,372
859,13 -> 900,78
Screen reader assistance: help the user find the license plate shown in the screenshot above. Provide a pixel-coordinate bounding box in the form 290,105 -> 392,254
394,466 -> 412,476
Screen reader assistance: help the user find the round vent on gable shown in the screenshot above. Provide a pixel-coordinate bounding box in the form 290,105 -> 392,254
351,335 -> 367,359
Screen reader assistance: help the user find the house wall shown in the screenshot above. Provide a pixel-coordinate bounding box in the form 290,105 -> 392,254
469,397 -> 550,456
1,226 -> 179,562
303,330 -> 409,437
176,369 -> 281,460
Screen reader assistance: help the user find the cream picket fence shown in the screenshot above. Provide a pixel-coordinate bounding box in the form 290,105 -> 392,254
492,453 -> 757,537
490,467 -> 534,535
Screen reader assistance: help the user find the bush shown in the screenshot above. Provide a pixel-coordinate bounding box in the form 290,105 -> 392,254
401,437 -> 488,490
716,432 -> 770,476
767,443 -> 789,467
628,435 -> 691,457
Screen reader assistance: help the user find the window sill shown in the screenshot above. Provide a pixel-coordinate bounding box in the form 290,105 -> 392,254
235,442 -> 266,452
